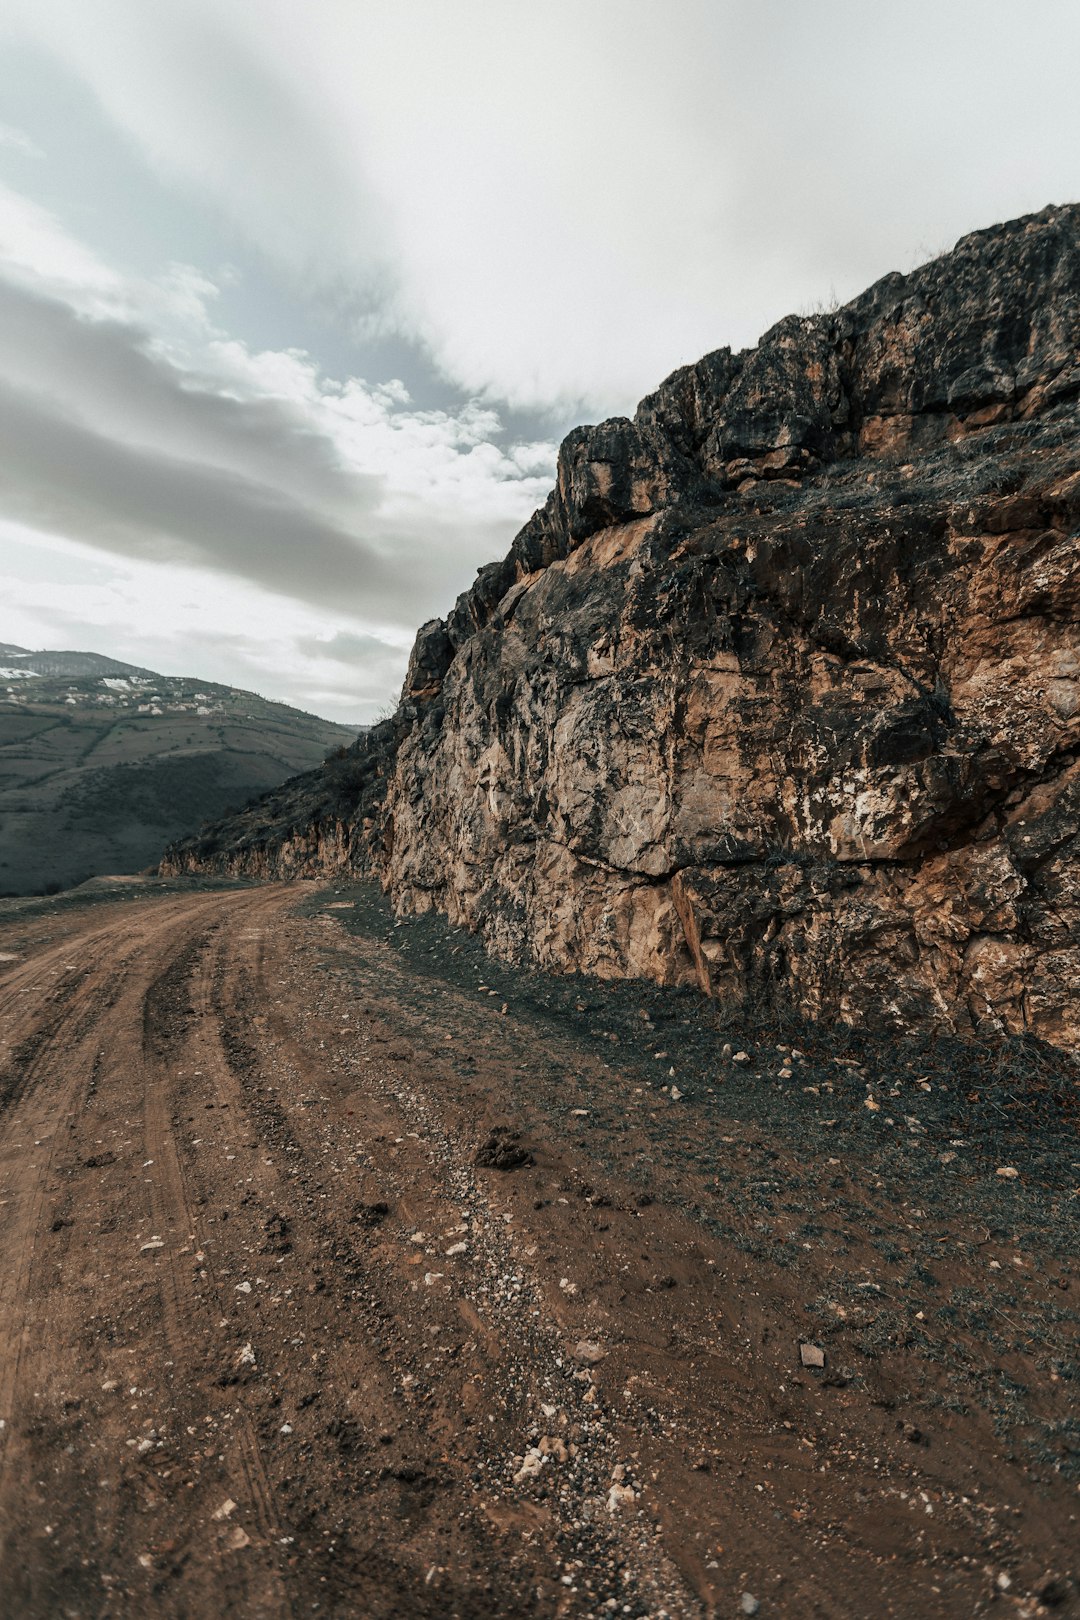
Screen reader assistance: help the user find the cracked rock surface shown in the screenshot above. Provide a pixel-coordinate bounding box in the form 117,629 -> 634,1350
165,205 -> 1080,1051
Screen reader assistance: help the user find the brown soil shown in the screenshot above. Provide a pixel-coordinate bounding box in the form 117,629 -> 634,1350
0,881 -> 1076,1619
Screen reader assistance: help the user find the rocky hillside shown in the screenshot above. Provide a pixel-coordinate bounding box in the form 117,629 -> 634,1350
1,648 -> 356,894
164,205 -> 1080,1051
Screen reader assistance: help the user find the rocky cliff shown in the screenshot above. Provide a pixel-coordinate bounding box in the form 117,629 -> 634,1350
164,205 -> 1080,1051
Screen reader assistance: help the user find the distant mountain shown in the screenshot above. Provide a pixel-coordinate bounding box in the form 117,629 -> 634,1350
0,648 -> 358,894
0,643 -> 160,681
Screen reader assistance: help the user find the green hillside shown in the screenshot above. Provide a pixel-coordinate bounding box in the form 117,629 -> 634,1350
0,647 -> 358,893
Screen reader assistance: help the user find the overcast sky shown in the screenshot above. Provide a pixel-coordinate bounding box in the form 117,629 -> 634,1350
0,1 -> 1076,723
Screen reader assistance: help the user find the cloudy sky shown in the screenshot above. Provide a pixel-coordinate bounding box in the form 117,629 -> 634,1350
0,2 -> 1076,723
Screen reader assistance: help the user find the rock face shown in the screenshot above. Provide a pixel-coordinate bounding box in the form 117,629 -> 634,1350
164,206 -> 1080,1051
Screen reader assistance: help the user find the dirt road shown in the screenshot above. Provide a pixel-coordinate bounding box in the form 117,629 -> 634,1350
0,881 -> 1076,1619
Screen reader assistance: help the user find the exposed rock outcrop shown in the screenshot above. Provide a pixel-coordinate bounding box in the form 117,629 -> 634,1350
164,205 -> 1080,1051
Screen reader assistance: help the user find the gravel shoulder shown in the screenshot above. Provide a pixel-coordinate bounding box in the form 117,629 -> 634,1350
0,878 -> 1076,1619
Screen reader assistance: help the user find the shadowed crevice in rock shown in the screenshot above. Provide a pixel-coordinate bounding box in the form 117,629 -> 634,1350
163,204 -> 1080,1051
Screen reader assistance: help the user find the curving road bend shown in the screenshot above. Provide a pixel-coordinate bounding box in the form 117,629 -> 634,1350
0,883 -> 1075,1619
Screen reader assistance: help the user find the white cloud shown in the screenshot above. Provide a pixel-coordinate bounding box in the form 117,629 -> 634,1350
0,180 -> 118,298
0,186 -> 555,644
4,0 -> 1077,413
0,0 -> 1077,718
0,121 -> 43,159
0,520 -> 411,722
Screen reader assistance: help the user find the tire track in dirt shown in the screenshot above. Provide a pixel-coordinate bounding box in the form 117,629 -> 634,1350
0,932 -> 155,1435
2,881 -> 1076,1620
137,901 -> 293,1619
203,901 -> 558,1617
216,907 -> 767,1613
0,892 -> 291,1617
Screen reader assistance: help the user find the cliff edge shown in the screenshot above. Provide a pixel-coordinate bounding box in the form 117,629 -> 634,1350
164,205 -> 1080,1050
